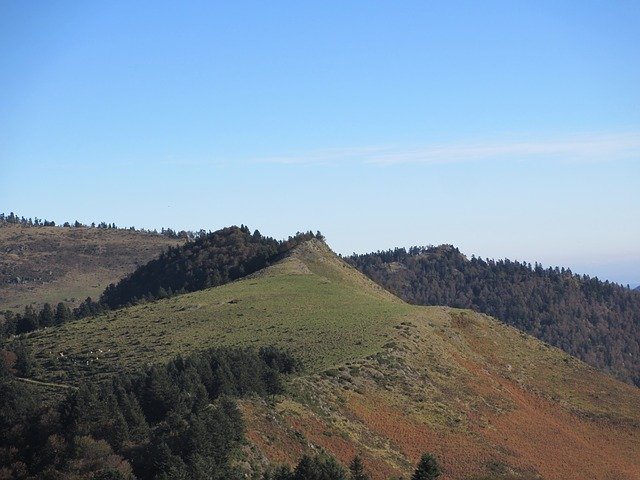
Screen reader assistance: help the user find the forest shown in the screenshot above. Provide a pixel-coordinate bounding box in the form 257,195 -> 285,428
0,345 -> 298,479
0,342 -> 441,480
348,245 -> 640,386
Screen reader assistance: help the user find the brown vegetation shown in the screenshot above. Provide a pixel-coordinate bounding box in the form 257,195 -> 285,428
0,224 -> 182,312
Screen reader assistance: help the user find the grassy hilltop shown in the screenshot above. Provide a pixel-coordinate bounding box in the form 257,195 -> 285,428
17,239 -> 640,480
26,240 -> 407,380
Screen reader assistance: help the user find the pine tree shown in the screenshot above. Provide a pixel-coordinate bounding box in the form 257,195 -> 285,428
264,465 -> 294,480
39,303 -> 55,328
141,366 -> 179,423
13,341 -> 35,377
411,453 -> 441,480
55,302 -> 72,325
293,455 -> 316,480
17,305 -> 39,333
349,455 -> 370,480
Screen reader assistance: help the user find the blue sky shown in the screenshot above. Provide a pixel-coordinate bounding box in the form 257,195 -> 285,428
1,1 -> 639,285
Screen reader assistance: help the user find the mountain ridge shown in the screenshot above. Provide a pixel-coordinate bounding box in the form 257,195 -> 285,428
11,238 -> 640,479
348,245 -> 640,386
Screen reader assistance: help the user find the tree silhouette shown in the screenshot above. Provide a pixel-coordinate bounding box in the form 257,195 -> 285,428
412,453 -> 441,480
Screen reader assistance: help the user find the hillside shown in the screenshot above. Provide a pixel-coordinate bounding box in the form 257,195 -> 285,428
99,226 -> 320,309
14,240 -> 640,480
348,246 -> 640,386
0,224 -> 183,313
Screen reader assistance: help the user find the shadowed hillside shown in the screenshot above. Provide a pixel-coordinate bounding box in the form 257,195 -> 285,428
12,239 -> 640,480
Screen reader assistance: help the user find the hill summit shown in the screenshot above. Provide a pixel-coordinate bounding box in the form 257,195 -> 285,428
17,237 -> 640,479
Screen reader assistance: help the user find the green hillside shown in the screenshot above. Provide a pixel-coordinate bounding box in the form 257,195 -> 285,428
13,239 -> 640,480
26,240 -> 409,384
348,245 -> 640,386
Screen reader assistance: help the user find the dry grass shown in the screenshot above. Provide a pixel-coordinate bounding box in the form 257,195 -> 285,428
0,225 -> 182,312
241,307 -> 640,479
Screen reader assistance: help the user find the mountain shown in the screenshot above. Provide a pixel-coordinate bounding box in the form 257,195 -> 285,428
347,246 -> 640,386
0,223 -> 182,313
634,285 -> 640,292
13,239 -> 640,480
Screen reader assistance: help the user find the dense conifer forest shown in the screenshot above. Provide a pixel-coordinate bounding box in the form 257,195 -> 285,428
348,245 -> 640,386
0,346 -> 299,479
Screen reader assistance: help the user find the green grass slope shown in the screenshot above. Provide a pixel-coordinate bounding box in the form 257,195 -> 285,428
14,239 -> 640,479
25,240 -> 411,383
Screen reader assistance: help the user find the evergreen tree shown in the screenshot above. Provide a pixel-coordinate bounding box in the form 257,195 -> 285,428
264,465 -> 294,480
293,455 -> 316,480
1,311 -> 17,337
349,455 -> 370,480
16,305 -> 39,333
55,302 -> 73,325
140,366 -> 180,423
411,453 -> 441,480
293,454 -> 347,480
13,341 -> 35,377
39,303 -> 55,328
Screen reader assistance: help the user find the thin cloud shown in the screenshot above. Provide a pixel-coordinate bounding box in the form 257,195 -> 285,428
251,132 -> 640,166
253,145 -> 392,166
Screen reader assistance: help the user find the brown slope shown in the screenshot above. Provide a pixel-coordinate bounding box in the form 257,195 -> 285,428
242,308 -> 640,480
236,243 -> 640,480
0,224 -> 183,312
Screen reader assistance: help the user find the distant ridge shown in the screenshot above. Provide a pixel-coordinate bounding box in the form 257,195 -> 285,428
348,245 -> 640,386
0,222 -> 180,313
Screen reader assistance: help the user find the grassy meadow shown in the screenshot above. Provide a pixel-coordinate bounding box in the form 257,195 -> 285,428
24,240 -> 412,383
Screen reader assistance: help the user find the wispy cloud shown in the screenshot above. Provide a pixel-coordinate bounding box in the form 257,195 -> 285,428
251,145 -> 392,166
250,132 -> 640,166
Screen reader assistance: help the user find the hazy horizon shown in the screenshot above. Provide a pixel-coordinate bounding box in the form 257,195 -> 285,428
2,210 -> 638,288
2,2 -> 638,287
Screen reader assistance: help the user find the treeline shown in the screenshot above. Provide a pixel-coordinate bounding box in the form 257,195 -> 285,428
100,226 -> 322,310
348,245 -> 640,386
0,345 -> 300,479
1,300 -> 111,338
1,226 -> 323,338
0,211 -> 199,239
265,452 -> 441,480
2,303 -> 74,337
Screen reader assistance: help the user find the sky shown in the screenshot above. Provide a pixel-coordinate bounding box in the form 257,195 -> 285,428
1,1 -> 639,286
